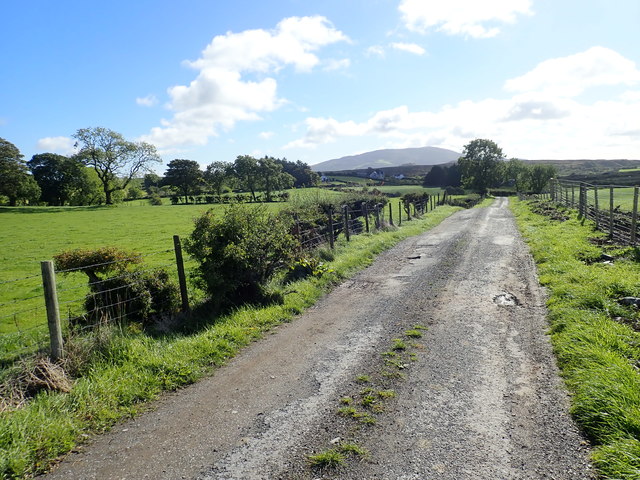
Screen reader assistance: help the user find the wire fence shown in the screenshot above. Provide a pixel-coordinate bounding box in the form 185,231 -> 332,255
1,197 -> 437,370
527,179 -> 640,245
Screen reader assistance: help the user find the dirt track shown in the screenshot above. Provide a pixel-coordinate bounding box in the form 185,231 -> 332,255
44,198 -> 594,479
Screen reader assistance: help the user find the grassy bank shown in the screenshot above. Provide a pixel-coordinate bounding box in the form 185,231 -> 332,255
0,205 -> 461,479
511,198 -> 640,479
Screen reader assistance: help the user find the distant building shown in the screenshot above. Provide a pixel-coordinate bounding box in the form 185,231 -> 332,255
369,170 -> 385,180
394,174 -> 405,180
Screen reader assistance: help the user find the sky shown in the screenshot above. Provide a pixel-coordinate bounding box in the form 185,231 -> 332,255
1,0 -> 639,172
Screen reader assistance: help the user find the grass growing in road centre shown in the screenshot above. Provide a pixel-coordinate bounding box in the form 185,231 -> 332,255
0,205 -> 460,479
512,198 -> 640,479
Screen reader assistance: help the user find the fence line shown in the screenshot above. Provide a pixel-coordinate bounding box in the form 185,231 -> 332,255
545,179 -> 640,245
1,197 -> 435,368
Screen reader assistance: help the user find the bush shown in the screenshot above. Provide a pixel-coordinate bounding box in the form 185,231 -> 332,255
444,186 -> 465,195
54,247 -> 179,327
186,205 -> 298,305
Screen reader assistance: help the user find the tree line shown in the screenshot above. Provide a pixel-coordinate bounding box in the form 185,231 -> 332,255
424,139 -> 556,194
0,128 -> 319,207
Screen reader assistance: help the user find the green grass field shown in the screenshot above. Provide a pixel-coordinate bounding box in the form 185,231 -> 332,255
0,187 -> 412,363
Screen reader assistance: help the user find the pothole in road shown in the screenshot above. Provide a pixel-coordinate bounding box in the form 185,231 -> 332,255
493,292 -> 519,306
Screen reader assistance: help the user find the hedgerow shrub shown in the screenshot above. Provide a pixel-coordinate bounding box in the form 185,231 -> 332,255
186,204 -> 298,305
54,247 -> 180,327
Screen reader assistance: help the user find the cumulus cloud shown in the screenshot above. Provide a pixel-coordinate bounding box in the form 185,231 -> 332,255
141,16 -> 348,149
136,94 -> 158,107
366,45 -> 385,57
259,131 -> 274,140
323,58 -> 351,71
391,42 -> 426,55
285,47 -> 640,159
36,136 -> 76,155
505,46 -> 640,97
398,0 -> 533,38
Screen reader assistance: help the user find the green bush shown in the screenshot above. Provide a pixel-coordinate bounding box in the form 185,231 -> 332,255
186,204 -> 298,305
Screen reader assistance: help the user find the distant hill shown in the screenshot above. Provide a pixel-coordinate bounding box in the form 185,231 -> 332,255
526,159 -> 640,179
311,147 -> 461,172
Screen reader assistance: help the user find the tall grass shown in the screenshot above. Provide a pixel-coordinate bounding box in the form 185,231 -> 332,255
512,198 -> 640,479
0,205 -> 461,478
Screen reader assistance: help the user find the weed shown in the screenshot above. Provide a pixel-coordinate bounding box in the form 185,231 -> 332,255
404,329 -> 423,338
361,394 -> 377,407
391,338 -> 407,351
377,389 -> 396,398
339,442 -> 368,457
381,350 -> 397,357
340,396 -> 352,405
355,374 -> 371,383
413,324 -> 428,330
308,449 -> 346,469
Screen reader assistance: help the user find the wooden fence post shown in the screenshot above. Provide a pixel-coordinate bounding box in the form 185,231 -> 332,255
363,203 -> 370,233
375,204 -> 381,229
389,202 -> 394,226
173,235 -> 190,312
41,260 -> 64,360
343,205 -> 350,241
609,187 -> 615,239
328,208 -> 335,249
631,186 -> 639,244
594,186 -> 599,230
571,185 -> 575,207
398,201 -> 402,226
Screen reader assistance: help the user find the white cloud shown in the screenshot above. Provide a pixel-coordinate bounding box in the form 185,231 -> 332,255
136,94 -> 158,107
324,58 -> 351,71
505,46 -> 640,97
366,45 -> 385,57
286,48 -> 640,159
141,16 -> 348,149
259,131 -> 274,140
36,136 -> 76,155
391,42 -> 426,55
399,0 -> 533,38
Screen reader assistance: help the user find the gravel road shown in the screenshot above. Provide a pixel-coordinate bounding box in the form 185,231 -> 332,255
43,198 -> 594,479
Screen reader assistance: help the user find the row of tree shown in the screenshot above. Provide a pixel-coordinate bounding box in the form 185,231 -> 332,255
0,128 -> 320,207
451,139 -> 556,194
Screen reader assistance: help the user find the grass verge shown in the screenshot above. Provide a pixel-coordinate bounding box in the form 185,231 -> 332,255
511,198 -> 640,479
0,205 -> 460,479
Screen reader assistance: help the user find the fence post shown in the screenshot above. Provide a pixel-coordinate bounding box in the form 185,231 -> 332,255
363,203 -> 370,233
41,260 -> 64,361
328,208 -> 335,249
389,202 -> 394,226
343,205 -> 350,241
398,201 -> 402,226
173,235 -> 190,312
375,204 -> 381,229
577,183 -> 584,216
571,185 -> 575,207
632,186 -> 639,244
609,187 -> 615,239
594,186 -> 599,230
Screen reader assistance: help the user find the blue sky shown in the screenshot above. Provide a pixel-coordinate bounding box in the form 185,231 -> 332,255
1,0 -> 639,172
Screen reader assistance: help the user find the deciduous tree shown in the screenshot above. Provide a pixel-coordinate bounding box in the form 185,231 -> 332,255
73,127 -> 160,204
163,159 -> 203,204
457,139 -> 506,194
0,137 -> 41,206
28,153 -> 99,205
204,161 -> 232,197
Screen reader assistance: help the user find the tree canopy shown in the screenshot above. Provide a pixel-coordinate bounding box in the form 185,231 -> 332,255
28,153 -> 100,205
457,139 -> 506,194
0,137 -> 41,206
162,159 -> 203,203
73,127 -> 161,204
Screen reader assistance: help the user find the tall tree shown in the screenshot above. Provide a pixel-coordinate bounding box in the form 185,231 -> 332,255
529,165 -> 557,193
258,157 -> 294,202
233,155 -> 261,201
204,161 -> 232,197
163,159 -> 203,203
28,153 -> 98,205
73,127 -> 161,204
275,159 -> 319,187
0,137 -> 41,206
505,158 -> 531,192
423,165 -> 447,187
457,139 -> 506,194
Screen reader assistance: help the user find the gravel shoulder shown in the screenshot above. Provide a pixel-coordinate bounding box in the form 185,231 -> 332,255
43,198 -> 594,480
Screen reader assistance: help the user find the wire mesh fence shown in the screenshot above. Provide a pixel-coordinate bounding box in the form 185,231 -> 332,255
1,197 -> 438,369
542,179 -> 639,245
